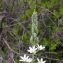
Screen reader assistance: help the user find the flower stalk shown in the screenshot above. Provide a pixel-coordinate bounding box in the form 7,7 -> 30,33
19,10 -> 46,63
31,10 -> 38,63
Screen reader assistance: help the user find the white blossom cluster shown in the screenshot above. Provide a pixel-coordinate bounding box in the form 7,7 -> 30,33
19,54 -> 32,63
19,10 -> 46,63
27,44 -> 45,54
19,45 -> 46,63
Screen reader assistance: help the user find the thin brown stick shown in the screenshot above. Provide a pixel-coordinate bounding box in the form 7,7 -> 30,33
3,38 -> 19,55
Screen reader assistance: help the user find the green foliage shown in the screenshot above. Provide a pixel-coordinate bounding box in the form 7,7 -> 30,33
0,0 -> 63,63
50,39 -> 58,51
40,38 -> 48,45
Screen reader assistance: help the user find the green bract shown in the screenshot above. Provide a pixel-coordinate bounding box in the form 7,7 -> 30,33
30,10 -> 38,45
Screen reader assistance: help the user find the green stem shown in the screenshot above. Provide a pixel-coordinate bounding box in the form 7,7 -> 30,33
32,54 -> 34,63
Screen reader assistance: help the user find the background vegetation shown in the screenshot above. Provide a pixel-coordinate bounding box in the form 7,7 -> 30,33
0,0 -> 63,63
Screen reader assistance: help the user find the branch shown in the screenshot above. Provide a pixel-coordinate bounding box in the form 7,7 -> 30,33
3,38 -> 19,55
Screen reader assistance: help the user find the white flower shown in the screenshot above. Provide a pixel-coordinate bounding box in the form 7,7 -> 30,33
27,58 -> 32,63
27,46 -> 37,54
37,44 -> 45,50
37,58 -> 46,63
19,54 -> 32,63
